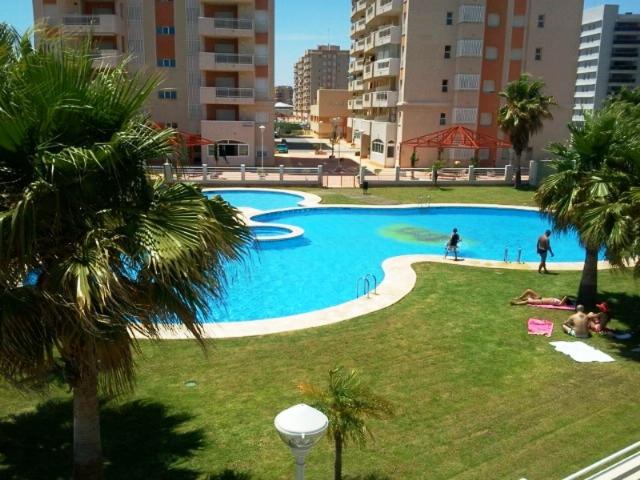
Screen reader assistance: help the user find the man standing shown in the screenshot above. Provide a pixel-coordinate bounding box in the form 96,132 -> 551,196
536,230 -> 554,273
445,228 -> 461,261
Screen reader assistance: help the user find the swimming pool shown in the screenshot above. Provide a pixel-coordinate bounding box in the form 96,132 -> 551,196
205,192 -> 587,323
206,189 -> 304,210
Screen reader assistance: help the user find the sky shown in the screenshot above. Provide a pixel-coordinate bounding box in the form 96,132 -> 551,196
1,0 -> 638,86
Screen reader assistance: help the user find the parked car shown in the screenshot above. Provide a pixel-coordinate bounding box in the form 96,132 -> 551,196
276,143 -> 289,154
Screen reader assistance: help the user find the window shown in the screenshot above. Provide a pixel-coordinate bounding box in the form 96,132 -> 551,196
485,46 -> 498,60
487,13 -> 500,27
209,140 -> 250,158
510,49 -> 523,60
157,58 -> 176,67
158,89 -> 177,100
512,15 -> 525,28
164,122 -> 178,129
371,139 -> 385,154
439,113 -> 447,126
387,142 -> 395,158
444,45 -> 451,59
535,48 -> 542,61
441,79 -> 449,92
537,14 -> 545,28
483,80 -> 496,92
480,112 -> 492,126
156,26 -> 175,35
446,12 -> 453,25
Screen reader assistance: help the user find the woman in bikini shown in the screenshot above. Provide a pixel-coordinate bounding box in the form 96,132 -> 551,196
588,302 -> 612,335
510,288 -> 571,306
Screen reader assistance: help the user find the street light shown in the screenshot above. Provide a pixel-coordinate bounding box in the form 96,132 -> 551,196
274,404 -> 329,480
259,124 -> 266,171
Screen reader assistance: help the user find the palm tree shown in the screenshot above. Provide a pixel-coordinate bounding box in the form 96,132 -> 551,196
536,99 -> 640,307
0,29 -> 251,479
498,74 -> 556,188
298,367 -> 394,480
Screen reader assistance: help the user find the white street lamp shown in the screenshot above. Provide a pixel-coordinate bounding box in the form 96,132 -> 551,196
274,404 -> 329,480
259,124 -> 266,171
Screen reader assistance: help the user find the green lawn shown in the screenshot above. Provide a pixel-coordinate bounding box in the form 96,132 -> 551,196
300,186 -> 537,207
1,265 -> 639,479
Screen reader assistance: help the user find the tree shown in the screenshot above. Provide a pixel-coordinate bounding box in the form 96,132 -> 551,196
498,74 -> 556,188
0,29 -> 251,479
298,367 -> 394,480
536,99 -> 640,307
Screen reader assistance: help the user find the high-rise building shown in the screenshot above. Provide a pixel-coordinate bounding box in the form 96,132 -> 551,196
293,45 -> 350,120
573,5 -> 640,124
33,0 -> 275,166
275,85 -> 294,105
348,0 -> 582,167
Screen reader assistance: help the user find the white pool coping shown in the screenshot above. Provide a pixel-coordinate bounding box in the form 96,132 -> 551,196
148,190 -> 608,340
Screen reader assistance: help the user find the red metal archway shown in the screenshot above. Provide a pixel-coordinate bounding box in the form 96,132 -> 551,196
401,125 -> 511,166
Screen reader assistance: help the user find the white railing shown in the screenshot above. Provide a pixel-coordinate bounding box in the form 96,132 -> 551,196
215,53 -> 254,65
213,87 -> 255,98
561,440 -> 640,480
213,18 -> 253,30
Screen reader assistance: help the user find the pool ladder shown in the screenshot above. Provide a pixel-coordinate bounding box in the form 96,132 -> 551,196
503,246 -> 524,264
356,273 -> 378,299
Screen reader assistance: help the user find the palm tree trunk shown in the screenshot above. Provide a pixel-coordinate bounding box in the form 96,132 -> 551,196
577,247 -> 599,309
72,347 -> 103,480
334,432 -> 343,480
514,152 -> 522,188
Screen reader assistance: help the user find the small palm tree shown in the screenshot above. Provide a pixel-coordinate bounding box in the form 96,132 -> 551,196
536,99 -> 640,306
299,367 -> 394,480
0,29 -> 251,479
498,74 -> 556,188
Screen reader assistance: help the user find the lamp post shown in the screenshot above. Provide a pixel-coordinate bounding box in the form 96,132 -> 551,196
258,124 -> 266,171
274,404 -> 329,480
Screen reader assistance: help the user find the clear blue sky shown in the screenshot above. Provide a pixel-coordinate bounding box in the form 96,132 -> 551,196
1,1 -> 638,86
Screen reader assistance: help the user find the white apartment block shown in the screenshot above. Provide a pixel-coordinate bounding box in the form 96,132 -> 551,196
33,0 -> 275,166
573,4 -> 640,123
348,0 -> 583,168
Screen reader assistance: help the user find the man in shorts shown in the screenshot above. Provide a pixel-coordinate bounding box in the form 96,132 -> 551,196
563,305 -> 590,338
537,230 -> 555,274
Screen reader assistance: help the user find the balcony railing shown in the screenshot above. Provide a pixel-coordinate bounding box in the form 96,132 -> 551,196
213,18 -> 253,30
214,53 -> 254,64
215,87 -> 254,98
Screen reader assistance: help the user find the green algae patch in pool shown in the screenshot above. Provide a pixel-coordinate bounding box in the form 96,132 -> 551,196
379,224 -> 450,245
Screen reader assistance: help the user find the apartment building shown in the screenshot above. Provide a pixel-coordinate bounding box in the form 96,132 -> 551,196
293,44 -> 350,120
33,0 -> 275,166
275,85 -> 294,105
309,89 -> 351,138
348,0 -> 582,167
573,4 -> 640,124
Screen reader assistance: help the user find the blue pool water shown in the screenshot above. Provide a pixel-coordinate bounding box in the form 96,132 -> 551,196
205,194 -> 587,322
206,189 -> 304,210
250,226 -> 292,237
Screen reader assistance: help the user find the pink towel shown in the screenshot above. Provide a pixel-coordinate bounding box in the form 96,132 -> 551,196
528,304 -> 575,311
528,318 -> 554,337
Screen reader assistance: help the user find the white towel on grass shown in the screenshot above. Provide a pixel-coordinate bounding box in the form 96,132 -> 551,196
549,341 -> 615,363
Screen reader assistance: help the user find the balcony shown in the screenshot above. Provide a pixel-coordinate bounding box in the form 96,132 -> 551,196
375,25 -> 401,47
199,17 -> 254,37
199,52 -> 254,72
372,90 -> 398,108
365,5 -> 376,24
350,38 -> 365,55
376,0 -> 402,18
364,33 -> 376,53
351,0 -> 367,18
351,18 -> 366,37
91,49 -> 121,69
348,97 -> 364,110
363,63 -> 374,80
349,79 -> 364,92
362,93 -> 373,107
53,14 -> 124,36
373,57 -> 400,78
348,59 -> 364,73
201,87 -> 255,105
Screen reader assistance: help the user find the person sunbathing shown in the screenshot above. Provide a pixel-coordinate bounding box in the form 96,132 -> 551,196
510,288 -> 571,306
588,302 -> 612,335
563,305 -> 590,338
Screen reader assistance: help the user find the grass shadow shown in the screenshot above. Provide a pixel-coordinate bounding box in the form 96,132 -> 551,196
0,399 -> 206,480
344,474 -> 392,480
599,290 -> 640,361
204,469 -> 253,480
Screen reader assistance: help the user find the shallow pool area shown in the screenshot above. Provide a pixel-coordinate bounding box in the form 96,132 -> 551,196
205,189 -> 304,211
203,191 -> 589,324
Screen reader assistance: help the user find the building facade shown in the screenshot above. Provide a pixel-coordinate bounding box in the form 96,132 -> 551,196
33,0 -> 275,166
293,45 -> 350,120
573,5 -> 640,124
309,89 -> 351,138
348,0 -> 582,167
275,85 -> 294,105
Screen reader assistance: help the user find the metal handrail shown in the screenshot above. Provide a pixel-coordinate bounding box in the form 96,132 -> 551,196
562,440 -> 640,480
